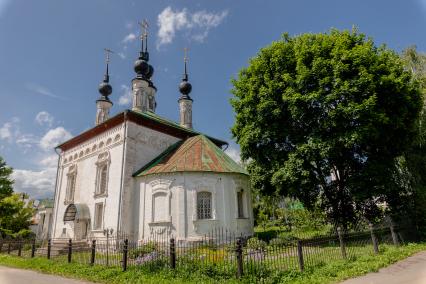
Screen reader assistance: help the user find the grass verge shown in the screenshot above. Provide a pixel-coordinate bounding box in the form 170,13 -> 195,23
0,243 -> 425,284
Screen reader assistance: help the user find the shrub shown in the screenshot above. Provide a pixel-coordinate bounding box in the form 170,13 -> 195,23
246,237 -> 267,251
129,241 -> 157,259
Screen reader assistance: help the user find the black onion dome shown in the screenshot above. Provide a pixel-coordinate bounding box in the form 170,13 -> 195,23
179,80 -> 192,96
134,59 -> 150,77
146,64 -> 154,78
98,81 -> 112,96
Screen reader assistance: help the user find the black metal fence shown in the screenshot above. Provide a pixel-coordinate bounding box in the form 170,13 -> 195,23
0,223 -> 416,279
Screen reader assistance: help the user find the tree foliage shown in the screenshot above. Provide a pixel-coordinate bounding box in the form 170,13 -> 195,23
0,156 -> 13,200
231,29 -> 422,226
0,156 -> 34,238
400,46 -> 426,235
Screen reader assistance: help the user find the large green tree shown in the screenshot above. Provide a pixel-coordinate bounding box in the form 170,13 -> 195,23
399,46 -> 426,235
231,29 -> 422,226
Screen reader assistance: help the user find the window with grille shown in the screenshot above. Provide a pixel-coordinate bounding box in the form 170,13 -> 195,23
94,203 -> 104,230
65,174 -> 76,203
197,191 -> 212,220
237,190 -> 244,218
95,164 -> 108,196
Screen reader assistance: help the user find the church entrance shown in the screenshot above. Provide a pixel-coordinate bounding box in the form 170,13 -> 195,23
63,203 -> 91,240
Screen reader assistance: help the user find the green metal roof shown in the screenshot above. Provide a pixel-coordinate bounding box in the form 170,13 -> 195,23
133,135 -> 248,177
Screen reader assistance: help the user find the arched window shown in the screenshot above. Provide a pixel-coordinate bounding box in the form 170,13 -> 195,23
65,165 -> 77,204
197,192 -> 212,220
95,152 -> 110,197
98,165 -> 108,195
153,192 -> 168,222
237,189 -> 245,218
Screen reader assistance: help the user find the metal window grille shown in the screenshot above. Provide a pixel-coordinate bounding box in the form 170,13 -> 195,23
197,192 -> 212,219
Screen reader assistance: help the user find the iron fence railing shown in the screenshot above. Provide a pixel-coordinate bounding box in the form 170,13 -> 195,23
0,223 -> 416,279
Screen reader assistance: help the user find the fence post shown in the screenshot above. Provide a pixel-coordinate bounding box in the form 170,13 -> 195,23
0,238 -> 3,253
122,239 -> 128,272
297,240 -> 304,271
31,239 -> 36,258
47,239 -> 51,259
170,237 -> 176,269
236,238 -> 244,278
7,242 -> 11,254
389,219 -> 399,246
68,239 -> 72,263
90,240 -> 96,266
369,224 -> 379,254
17,239 -> 22,257
337,227 -> 347,259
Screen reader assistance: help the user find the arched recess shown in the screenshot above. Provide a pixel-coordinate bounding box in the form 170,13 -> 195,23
149,179 -> 173,223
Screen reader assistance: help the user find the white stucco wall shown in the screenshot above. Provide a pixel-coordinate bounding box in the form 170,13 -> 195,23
51,124 -> 126,239
119,122 -> 180,239
137,172 -> 254,242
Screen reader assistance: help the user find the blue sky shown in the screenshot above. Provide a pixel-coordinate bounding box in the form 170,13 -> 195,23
1,0 -> 426,198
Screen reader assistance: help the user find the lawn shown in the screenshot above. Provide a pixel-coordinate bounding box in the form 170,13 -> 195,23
0,243 -> 425,283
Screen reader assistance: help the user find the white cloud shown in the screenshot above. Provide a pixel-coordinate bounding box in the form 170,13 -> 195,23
157,7 -> 228,48
16,134 -> 38,150
12,167 -> 57,199
122,32 -> 137,43
39,154 -> 58,168
39,127 -> 72,151
225,146 -> 241,164
0,117 -> 19,142
26,83 -> 63,100
118,84 -> 132,106
0,122 -> 12,141
35,111 -> 54,127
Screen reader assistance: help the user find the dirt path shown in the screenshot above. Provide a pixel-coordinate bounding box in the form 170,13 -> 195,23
341,250 -> 426,284
0,265 -> 94,284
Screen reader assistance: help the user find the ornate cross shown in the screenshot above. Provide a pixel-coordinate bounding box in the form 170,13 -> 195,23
104,48 -> 114,63
184,47 -> 189,63
138,19 -> 149,39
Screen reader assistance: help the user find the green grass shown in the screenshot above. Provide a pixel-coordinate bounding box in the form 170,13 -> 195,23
0,243 -> 425,283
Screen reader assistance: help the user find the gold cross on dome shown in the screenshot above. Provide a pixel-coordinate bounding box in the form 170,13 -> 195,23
104,48 -> 114,63
138,19 -> 149,39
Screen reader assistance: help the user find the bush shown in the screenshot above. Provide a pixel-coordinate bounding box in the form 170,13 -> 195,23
246,237 -> 267,251
129,241 -> 157,259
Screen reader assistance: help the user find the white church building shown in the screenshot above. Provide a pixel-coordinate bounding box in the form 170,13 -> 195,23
50,30 -> 254,242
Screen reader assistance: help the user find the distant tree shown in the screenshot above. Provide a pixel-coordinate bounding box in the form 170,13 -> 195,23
0,156 -> 13,200
231,29 -> 422,227
0,194 -> 34,237
0,156 -> 34,238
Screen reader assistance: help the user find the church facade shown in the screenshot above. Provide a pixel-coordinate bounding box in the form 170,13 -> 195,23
50,30 -> 254,242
